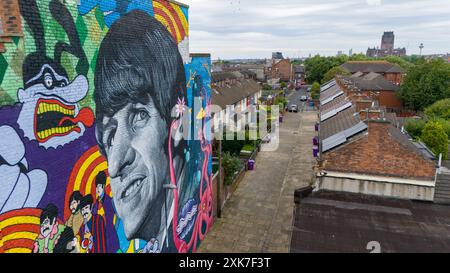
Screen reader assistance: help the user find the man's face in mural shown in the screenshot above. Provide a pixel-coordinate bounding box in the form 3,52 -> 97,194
40,217 -> 56,238
81,205 -> 92,222
96,184 -> 104,199
70,200 -> 80,214
100,99 -> 170,240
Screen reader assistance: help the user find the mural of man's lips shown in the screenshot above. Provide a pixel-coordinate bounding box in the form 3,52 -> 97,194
120,175 -> 146,203
34,99 -> 94,142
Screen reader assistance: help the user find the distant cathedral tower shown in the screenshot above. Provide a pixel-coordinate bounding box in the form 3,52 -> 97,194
367,31 -> 406,58
381,31 -> 395,53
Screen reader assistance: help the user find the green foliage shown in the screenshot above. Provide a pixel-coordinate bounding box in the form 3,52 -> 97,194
222,152 -> 244,186
222,132 -> 245,156
310,82 -> 320,100
304,54 -> 416,84
421,121 -> 449,160
241,143 -> 256,152
424,99 -> 450,120
280,82 -> 287,89
382,56 -> 413,71
274,97 -> 288,110
434,118 -> 450,140
405,118 -> 427,140
311,82 -> 320,93
304,55 -> 349,84
322,66 -> 351,84
399,60 -> 450,111
262,84 -> 272,90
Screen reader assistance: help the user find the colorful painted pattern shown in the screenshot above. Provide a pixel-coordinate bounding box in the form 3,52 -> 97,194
0,0 -> 211,253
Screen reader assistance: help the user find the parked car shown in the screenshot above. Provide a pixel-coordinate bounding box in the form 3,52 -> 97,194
289,104 -> 299,112
300,95 -> 307,101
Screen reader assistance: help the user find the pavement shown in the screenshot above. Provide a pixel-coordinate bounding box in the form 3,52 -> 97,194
198,95 -> 318,253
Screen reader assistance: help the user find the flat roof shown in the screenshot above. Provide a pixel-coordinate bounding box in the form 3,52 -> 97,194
291,190 -> 450,253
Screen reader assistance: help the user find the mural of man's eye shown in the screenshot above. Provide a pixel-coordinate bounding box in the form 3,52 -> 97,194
137,110 -> 149,121
44,74 -> 53,88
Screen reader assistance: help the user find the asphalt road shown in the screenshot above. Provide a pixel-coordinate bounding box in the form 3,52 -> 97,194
286,87 -> 313,111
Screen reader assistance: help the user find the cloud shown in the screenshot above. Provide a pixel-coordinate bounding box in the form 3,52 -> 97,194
366,0 -> 382,6
184,0 -> 450,59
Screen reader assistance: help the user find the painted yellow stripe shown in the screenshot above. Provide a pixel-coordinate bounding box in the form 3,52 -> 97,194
5,248 -> 32,253
0,216 -> 40,230
171,3 -> 189,36
2,231 -> 38,243
154,2 -> 182,42
74,151 -> 102,191
85,162 -> 108,196
155,14 -> 172,38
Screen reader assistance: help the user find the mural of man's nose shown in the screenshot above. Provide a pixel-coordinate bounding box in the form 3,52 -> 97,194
107,130 -> 135,179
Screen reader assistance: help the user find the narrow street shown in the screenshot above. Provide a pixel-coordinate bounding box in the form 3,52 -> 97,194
198,99 -> 318,253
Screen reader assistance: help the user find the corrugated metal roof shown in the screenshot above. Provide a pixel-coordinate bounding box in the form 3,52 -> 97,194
322,121 -> 368,152
320,80 -> 336,92
320,101 -> 353,122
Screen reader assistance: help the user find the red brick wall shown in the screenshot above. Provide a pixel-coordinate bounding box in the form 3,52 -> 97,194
384,72 -> 403,85
378,91 -> 403,112
271,59 -> 292,82
323,122 -> 436,180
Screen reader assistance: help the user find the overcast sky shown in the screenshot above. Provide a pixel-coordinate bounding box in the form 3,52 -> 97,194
184,0 -> 450,60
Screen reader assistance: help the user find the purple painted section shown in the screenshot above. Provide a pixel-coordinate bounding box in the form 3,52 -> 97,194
0,103 -> 97,219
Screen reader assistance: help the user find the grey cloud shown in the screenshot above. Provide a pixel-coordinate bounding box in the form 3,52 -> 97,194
184,0 -> 450,59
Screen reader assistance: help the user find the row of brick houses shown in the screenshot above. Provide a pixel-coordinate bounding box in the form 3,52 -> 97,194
294,61 -> 450,253
211,71 -> 262,132
316,64 -> 438,201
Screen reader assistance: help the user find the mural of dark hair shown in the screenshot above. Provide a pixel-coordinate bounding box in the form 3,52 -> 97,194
40,204 -> 58,224
49,0 -> 89,75
79,194 -> 93,209
95,171 -> 107,187
94,11 -> 187,154
53,227 -> 75,253
69,191 -> 83,205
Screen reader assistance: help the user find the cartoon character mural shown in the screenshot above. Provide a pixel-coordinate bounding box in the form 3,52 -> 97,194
0,0 -> 212,253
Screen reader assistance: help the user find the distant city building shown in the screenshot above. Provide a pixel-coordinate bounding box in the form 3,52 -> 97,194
264,52 -> 293,82
366,31 -> 406,58
337,51 -> 343,57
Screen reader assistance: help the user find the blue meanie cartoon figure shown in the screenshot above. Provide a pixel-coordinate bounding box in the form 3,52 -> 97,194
78,0 -> 154,27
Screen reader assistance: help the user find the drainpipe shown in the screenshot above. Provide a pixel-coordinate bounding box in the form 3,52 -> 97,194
217,139 -> 222,218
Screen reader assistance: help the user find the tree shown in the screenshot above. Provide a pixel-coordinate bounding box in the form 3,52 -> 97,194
322,66 -> 351,83
421,121 -> 449,160
424,98 -> 450,120
310,81 -> 321,100
304,55 -> 349,84
399,59 -> 450,111
382,56 -> 413,71
405,118 -> 427,140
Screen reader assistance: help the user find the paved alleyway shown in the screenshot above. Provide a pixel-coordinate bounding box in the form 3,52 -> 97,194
198,109 -> 318,253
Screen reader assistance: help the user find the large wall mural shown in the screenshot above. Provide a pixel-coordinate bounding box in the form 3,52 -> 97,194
0,0 -> 212,253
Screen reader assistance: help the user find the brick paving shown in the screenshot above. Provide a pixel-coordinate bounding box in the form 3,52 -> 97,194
198,110 -> 318,253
